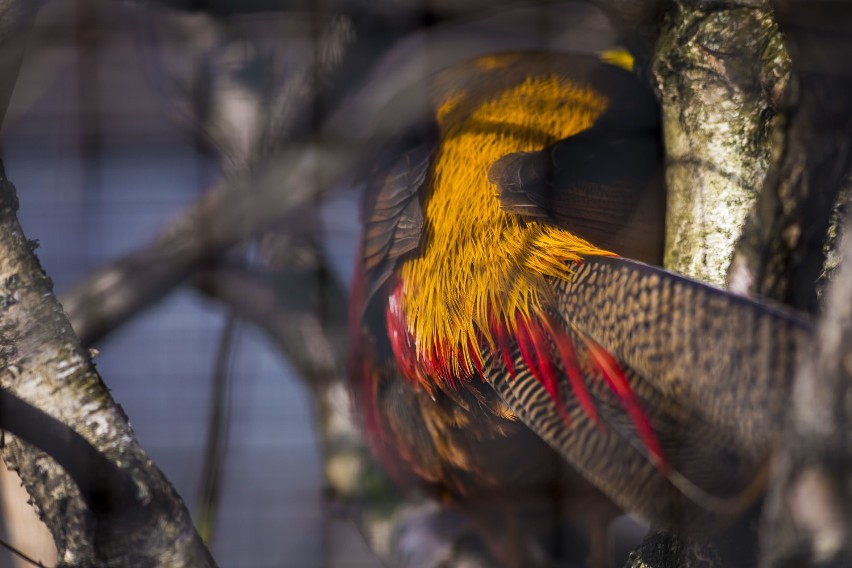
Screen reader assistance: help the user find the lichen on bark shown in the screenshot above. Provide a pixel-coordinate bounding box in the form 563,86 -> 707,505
653,1 -> 788,284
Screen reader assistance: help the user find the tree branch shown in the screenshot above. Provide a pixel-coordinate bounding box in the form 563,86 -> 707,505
654,0 -> 788,286
0,164 -> 215,566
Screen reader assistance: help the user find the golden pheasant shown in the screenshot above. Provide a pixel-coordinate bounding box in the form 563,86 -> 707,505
349,50 -> 811,564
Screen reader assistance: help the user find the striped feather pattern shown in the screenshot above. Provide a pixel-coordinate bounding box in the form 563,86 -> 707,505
553,256 -> 811,458
483,319 -> 773,531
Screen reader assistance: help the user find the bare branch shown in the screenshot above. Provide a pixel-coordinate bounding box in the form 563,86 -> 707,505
761,214 -> 852,567
0,164 -> 215,566
629,2 -> 790,566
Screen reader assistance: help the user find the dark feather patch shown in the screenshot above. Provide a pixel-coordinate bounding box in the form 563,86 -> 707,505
554,256 -> 812,459
490,120 -> 662,239
488,67 -> 666,264
361,143 -> 433,309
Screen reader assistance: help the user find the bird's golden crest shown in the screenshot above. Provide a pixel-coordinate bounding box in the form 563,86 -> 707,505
395,56 -> 615,382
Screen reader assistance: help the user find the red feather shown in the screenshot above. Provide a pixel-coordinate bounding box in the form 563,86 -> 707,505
584,339 -> 669,473
545,314 -> 602,430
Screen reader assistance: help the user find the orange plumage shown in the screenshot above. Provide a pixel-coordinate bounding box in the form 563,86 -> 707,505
349,50 -> 810,566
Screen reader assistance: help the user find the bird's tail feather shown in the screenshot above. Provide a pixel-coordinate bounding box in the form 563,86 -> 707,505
482,255 -> 811,530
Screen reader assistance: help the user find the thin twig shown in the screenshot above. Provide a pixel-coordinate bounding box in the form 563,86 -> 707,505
0,536 -> 47,568
196,314 -> 240,545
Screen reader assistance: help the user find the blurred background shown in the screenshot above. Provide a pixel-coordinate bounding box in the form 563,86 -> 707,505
0,0 -> 638,566
0,0 -> 374,565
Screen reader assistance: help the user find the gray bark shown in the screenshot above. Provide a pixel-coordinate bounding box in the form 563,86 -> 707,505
653,0 -> 788,286
0,165 -> 215,567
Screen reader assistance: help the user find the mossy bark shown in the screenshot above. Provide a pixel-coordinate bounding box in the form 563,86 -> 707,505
653,0 -> 788,285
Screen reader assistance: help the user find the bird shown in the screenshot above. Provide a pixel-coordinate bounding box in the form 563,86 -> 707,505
348,50 -> 812,566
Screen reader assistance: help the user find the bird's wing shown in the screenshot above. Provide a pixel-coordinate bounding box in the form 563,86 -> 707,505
557,256 -> 811,457
486,344 -> 760,531
488,65 -> 666,264
360,140 -> 433,310
482,256 -> 811,530
488,119 -> 662,247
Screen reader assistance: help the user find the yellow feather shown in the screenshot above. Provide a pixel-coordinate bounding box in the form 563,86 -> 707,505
598,49 -> 635,72
398,67 -> 616,378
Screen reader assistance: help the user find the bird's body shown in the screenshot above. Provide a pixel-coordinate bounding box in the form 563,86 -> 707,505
350,51 -> 811,564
